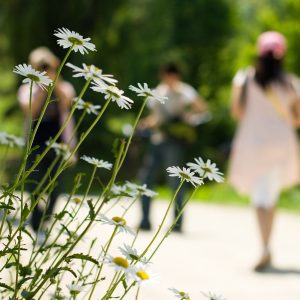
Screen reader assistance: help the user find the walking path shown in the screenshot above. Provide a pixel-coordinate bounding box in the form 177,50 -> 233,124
11,199 -> 300,299
121,201 -> 300,300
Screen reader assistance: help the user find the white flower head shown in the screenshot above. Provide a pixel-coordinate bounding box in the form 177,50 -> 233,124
103,254 -> 131,273
169,288 -> 190,299
118,244 -> 149,264
66,284 -> 84,296
201,291 -> 226,300
98,214 -> 136,235
127,263 -> 158,287
91,83 -> 133,110
124,181 -> 158,198
46,141 -> 71,160
66,63 -> 117,86
81,155 -> 112,170
73,98 -> 101,115
129,83 -> 167,104
0,132 -> 25,148
54,27 -> 96,54
166,166 -> 204,187
187,157 -> 224,183
13,64 -> 52,90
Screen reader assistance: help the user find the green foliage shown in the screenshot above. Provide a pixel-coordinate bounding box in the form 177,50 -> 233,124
1,0 -> 300,183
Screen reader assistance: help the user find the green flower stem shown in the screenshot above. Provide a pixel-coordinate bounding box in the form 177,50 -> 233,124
117,96 -> 148,172
87,226 -> 118,300
140,180 -> 185,258
35,165 -> 97,269
1,95 -> 112,256
13,80 -> 34,298
12,47 -> 74,193
0,144 -> 9,181
135,286 -> 140,300
103,182 -> 184,300
28,173 -> 83,268
69,109 -> 87,144
76,238 -> 97,284
15,78 -> 91,191
28,139 -> 125,299
148,186 -> 199,261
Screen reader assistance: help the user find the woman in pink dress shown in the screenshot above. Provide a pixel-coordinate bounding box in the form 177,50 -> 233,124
228,31 -> 300,270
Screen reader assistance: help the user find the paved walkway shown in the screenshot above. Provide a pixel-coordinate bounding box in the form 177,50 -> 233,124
119,201 -> 300,300
10,199 -> 300,299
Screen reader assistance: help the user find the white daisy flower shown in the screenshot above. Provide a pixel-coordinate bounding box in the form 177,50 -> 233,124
103,255 -> 131,273
46,141 -> 71,161
66,63 -> 117,86
74,98 -> 101,115
169,288 -> 190,299
127,263 -> 158,287
129,83 -> 167,104
166,166 -> 204,187
81,155 -> 112,170
13,64 -> 52,90
187,157 -> 224,183
0,132 -> 25,148
91,83 -> 133,110
124,181 -> 157,198
110,183 -> 128,197
54,27 -> 96,54
118,244 -> 149,264
66,284 -> 84,296
98,214 -> 136,235
201,291 -> 226,300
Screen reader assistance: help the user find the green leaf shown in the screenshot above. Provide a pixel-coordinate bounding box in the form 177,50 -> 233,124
0,282 -> 14,291
66,253 -> 99,266
87,200 -> 95,219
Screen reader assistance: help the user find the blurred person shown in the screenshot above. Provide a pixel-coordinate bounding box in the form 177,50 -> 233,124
18,46 -> 76,232
138,62 -> 207,232
228,31 -> 300,270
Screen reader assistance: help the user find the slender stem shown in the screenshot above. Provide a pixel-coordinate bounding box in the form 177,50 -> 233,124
135,286 -> 140,300
87,227 -> 118,300
117,96 -> 148,172
140,180 -> 184,257
28,139 -> 125,299
148,186 -> 199,261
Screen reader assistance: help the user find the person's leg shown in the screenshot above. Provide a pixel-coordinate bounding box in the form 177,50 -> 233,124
252,169 -> 280,270
44,159 -> 61,222
27,156 -> 45,232
138,143 -> 162,229
164,141 -> 185,232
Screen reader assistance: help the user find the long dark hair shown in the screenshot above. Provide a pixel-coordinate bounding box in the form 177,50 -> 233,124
254,51 -> 286,88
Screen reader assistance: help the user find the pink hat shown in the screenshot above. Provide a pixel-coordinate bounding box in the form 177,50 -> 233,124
257,31 -> 287,59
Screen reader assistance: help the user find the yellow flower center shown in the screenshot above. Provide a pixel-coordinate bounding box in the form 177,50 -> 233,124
84,102 -> 92,108
112,257 -> 129,269
68,37 -> 83,45
73,197 -> 81,204
112,216 -> 126,226
27,74 -> 40,82
136,271 -> 149,280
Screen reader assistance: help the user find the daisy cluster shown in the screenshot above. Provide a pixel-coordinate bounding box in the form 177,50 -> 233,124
167,157 -> 224,186
103,244 -> 156,287
14,27 -> 167,112
0,132 -> 25,148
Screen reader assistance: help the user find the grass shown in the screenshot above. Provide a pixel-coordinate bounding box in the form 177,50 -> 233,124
156,182 -> 300,214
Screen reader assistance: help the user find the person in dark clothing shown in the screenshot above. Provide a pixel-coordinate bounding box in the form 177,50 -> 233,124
138,63 -> 207,232
18,47 -> 76,232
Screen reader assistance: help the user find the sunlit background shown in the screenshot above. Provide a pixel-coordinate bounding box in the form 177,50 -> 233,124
1,0 -> 300,208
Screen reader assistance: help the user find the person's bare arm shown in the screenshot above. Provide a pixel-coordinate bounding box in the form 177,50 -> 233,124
231,85 -> 244,121
18,85 -> 47,119
190,95 -> 207,113
291,96 -> 300,128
